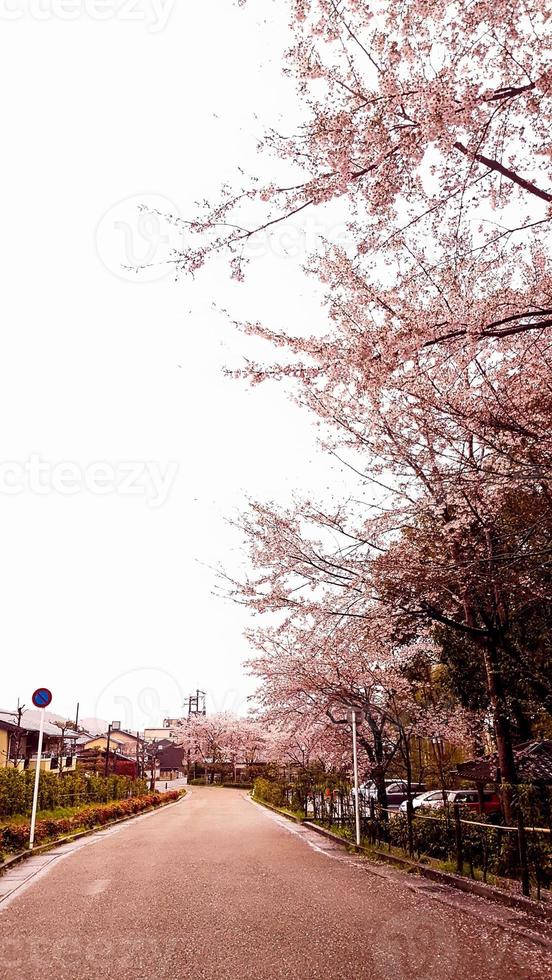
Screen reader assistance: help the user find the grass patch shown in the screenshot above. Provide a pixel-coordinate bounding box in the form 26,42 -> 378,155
0,805 -> 92,829
252,795 -> 304,821
310,819 -> 509,888
313,822 -> 355,842
279,806 -> 305,820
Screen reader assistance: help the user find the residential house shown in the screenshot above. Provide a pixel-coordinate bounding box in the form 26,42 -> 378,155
0,714 -> 17,768
0,710 -> 79,773
456,739 -> 552,787
157,739 -> 186,780
78,730 -> 144,778
83,730 -> 142,757
144,722 -> 182,743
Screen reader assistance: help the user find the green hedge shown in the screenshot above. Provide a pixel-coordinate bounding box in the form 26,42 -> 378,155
0,769 -> 147,817
0,790 -> 181,857
253,778 -> 284,807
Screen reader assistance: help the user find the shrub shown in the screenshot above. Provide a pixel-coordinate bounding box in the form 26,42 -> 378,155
0,769 -> 147,818
385,807 -> 549,884
253,778 -> 284,807
0,790 -> 181,856
1,823 -> 30,852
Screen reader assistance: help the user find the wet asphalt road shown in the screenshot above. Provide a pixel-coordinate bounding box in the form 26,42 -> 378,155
0,787 -> 551,980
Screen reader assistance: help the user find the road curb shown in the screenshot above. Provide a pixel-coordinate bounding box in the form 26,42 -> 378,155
304,820 -> 552,924
250,797 -> 552,924
249,795 -> 303,823
0,790 -> 187,878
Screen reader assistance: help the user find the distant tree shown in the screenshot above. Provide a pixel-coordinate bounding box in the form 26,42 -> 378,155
52,720 -> 83,774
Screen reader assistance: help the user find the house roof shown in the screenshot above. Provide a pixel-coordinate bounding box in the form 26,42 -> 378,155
77,745 -> 137,762
0,712 -> 18,733
84,730 -> 143,747
0,710 -> 80,740
456,740 -> 552,784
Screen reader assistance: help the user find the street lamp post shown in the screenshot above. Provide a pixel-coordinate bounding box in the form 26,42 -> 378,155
299,744 -> 308,817
347,708 -> 364,847
431,735 -> 447,807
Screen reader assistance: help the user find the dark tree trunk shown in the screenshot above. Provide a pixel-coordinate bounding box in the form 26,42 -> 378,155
482,639 -> 517,823
364,724 -> 389,815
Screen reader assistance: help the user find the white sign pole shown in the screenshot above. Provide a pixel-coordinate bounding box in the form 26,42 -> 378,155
29,707 -> 46,850
352,710 -> 361,847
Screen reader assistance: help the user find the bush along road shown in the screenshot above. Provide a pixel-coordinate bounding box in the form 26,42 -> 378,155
0,789 -> 184,861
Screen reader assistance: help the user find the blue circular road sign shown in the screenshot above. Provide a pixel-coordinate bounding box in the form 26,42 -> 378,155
32,688 -> 52,708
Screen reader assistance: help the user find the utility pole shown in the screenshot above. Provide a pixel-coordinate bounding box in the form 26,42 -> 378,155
149,739 -> 158,791
104,721 -> 121,778
104,725 -> 112,778
9,699 -> 25,768
187,689 -> 206,718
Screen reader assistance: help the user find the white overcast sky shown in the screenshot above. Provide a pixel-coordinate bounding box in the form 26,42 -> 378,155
0,0 -> 354,729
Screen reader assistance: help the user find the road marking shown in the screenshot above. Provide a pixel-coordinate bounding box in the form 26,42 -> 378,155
84,879 -> 111,896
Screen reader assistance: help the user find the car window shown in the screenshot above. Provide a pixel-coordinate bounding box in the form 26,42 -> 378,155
427,792 -> 442,800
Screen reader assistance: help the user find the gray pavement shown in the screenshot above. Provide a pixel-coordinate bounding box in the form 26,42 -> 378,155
0,787 -> 551,980
154,776 -> 188,793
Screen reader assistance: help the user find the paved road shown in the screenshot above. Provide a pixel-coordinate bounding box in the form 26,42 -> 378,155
154,776 -> 188,793
0,788 -> 551,980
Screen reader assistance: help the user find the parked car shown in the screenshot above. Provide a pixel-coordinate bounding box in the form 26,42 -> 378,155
400,788 -> 502,817
398,790 -> 448,813
446,789 -> 502,817
355,779 -> 426,809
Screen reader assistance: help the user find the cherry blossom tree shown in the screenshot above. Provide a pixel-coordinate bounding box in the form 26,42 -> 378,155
266,713 -> 353,777
177,713 -> 236,783
245,607 -> 470,811
224,452 -> 550,820
170,2 -> 552,828
175,0 -> 551,286
176,712 -> 268,782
